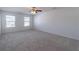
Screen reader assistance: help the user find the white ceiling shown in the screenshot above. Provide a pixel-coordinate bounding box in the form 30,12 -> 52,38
0,7 -> 55,14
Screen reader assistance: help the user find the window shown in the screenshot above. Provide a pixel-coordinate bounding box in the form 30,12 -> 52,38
6,15 -> 15,28
24,17 -> 30,27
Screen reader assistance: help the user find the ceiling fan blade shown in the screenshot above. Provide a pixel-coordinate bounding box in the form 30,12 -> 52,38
36,10 -> 42,12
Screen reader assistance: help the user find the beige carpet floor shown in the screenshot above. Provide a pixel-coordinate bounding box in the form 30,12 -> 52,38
0,30 -> 79,51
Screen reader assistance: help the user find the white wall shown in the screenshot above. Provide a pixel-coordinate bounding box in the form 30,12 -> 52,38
0,12 -> 1,38
0,11 -> 34,33
0,14 -> 1,36
34,7 -> 79,40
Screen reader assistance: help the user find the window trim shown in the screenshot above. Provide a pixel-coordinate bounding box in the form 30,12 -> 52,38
24,17 -> 30,27
5,15 -> 16,28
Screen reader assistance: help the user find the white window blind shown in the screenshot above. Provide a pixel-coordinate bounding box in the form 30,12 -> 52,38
24,17 -> 30,27
6,15 -> 15,28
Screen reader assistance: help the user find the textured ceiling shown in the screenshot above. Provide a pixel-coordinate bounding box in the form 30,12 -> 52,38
0,7 -> 55,14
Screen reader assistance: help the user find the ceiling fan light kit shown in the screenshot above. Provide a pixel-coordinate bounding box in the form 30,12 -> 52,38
31,10 -> 36,14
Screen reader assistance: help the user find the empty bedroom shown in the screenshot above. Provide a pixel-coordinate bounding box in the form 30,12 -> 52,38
0,7 -> 79,51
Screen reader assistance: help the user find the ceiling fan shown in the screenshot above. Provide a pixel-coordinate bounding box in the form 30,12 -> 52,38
31,7 -> 42,14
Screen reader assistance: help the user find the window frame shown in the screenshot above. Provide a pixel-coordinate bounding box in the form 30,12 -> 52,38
24,17 -> 30,27
5,15 -> 16,28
